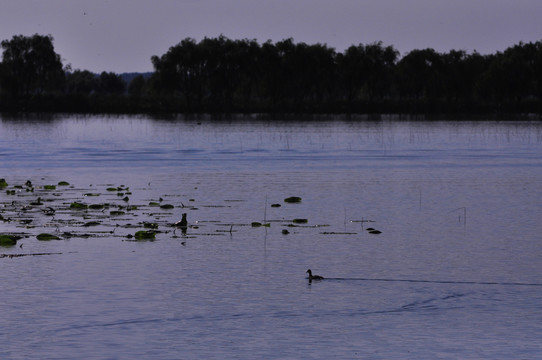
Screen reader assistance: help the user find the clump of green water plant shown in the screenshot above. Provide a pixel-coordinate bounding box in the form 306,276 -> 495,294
134,230 -> 156,241
37,233 -> 61,241
70,202 -> 88,209
0,234 -> 21,246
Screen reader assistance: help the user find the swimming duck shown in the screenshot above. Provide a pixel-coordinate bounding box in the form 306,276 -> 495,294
306,269 -> 324,281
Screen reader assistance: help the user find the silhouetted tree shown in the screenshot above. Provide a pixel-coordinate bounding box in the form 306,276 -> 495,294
273,39 -> 336,110
96,71 -> 125,95
1,33 -> 540,115
337,42 -> 398,108
65,69 -> 97,95
477,42 -> 542,111
151,38 -> 206,110
396,48 -> 443,101
128,74 -> 147,97
0,34 -> 64,99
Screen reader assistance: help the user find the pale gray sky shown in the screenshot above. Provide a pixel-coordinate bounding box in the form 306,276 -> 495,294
1,0 -> 541,73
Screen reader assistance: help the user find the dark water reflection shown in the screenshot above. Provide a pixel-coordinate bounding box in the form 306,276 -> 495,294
1,115 -> 541,359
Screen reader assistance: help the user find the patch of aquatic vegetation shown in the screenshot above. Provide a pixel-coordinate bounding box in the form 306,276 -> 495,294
132,230 -> 157,241
0,234 -> 22,246
36,233 -> 61,241
0,177 -> 384,256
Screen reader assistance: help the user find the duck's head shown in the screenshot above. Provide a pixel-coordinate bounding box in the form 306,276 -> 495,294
306,269 -> 312,275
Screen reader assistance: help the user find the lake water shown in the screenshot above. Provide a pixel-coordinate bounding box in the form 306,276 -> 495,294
1,115 -> 541,359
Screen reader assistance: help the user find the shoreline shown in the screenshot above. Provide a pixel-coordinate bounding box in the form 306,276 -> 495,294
1,111 -> 541,121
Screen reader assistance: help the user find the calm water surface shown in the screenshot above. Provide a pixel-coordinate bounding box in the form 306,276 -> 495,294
1,115 -> 541,359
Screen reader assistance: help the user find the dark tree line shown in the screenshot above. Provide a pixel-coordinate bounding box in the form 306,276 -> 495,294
1,33 -> 541,115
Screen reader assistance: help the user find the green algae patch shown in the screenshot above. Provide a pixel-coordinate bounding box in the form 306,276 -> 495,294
251,222 -> 270,227
0,179 -> 8,188
37,233 -> 61,241
89,204 -> 105,210
292,218 -> 308,224
43,185 -> 56,190
134,230 -> 156,241
110,211 -> 125,216
106,187 -> 118,192
70,202 -> 88,209
284,196 -> 302,203
58,181 -> 70,186
83,221 -> 101,227
0,235 -> 21,246
149,202 -> 160,207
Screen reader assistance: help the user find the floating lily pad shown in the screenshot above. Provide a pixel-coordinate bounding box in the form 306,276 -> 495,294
160,204 -> 174,209
271,203 -> 281,207
70,202 -> 88,209
106,187 -> 118,192
58,181 -> 70,186
83,221 -> 101,227
282,229 -> 290,235
284,196 -> 302,203
292,218 -> 308,224
89,204 -> 105,210
149,202 -> 160,207
134,230 -> 156,240
0,235 -> 20,246
37,233 -> 61,241
368,230 -> 382,234
43,185 -> 56,190
0,179 -> 8,188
